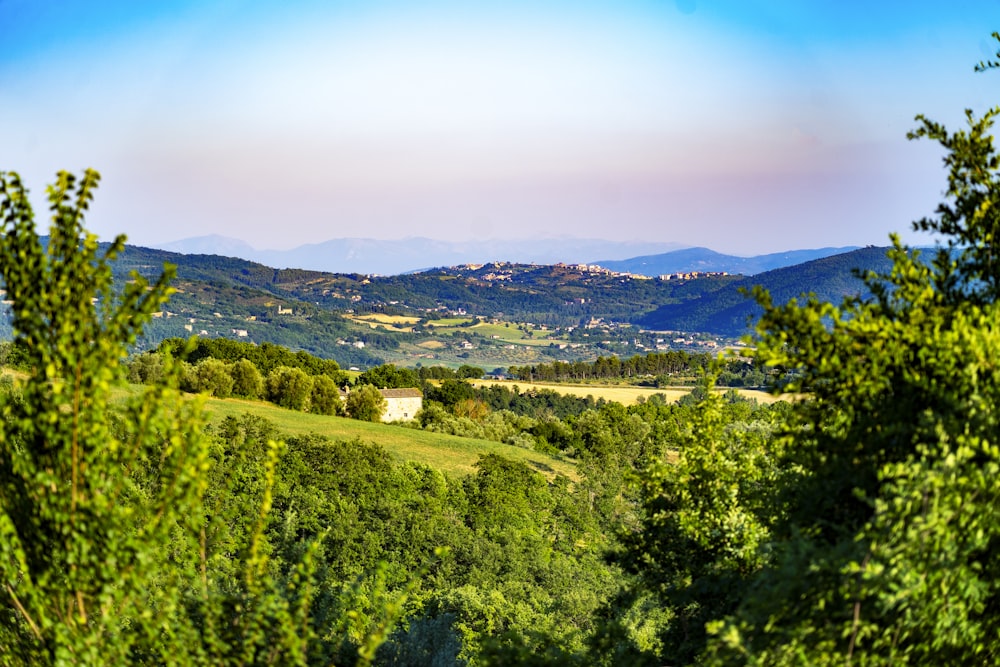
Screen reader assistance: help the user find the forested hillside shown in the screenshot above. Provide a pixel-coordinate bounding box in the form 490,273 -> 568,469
637,246 -> 897,336
103,241 -> 895,361
113,244 -> 742,327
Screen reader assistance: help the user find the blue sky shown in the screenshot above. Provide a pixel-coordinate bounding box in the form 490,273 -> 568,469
2,1 -> 1000,253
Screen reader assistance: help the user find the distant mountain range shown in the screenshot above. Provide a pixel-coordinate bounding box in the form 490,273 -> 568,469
155,234 -> 866,278
128,240 -> 904,340
153,235 -> 688,275
1,239 -> 928,367
597,246 -> 861,276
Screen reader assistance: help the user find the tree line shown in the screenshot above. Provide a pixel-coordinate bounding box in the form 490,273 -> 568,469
124,339 -> 395,421
507,350 -> 768,387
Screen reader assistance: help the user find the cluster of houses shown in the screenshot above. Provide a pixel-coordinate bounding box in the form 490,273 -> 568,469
565,263 -> 652,280
658,271 -> 729,281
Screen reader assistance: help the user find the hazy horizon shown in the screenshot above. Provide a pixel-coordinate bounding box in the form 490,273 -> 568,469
3,1 -> 1000,254
156,231 -> 860,257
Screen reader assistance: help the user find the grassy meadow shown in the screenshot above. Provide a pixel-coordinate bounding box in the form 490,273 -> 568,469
100,379 -> 576,479
199,395 -> 578,480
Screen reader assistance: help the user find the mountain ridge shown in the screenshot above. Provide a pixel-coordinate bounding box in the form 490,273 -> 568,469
58,241 -> 911,367
597,245 -> 861,276
154,235 -> 689,275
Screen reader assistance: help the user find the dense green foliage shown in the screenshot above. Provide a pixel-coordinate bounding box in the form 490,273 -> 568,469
159,337 -> 348,382
137,340 -> 353,416
0,170 -> 329,664
275,433 -> 613,663
356,364 -> 421,389
416,364 -> 485,381
424,380 -> 600,421
711,104 -> 1000,666
588,68 -> 1000,665
345,384 -> 387,422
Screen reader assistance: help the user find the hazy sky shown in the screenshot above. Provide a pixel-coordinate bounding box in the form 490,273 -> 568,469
2,1 -> 1000,254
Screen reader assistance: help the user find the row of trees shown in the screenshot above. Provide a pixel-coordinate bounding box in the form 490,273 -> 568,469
158,337 -> 348,381
129,343 -> 393,421
415,364 -> 486,381
507,351 -> 767,387
130,354 -> 355,416
427,379 -> 600,418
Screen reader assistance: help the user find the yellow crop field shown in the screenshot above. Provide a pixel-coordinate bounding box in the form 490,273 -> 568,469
345,313 -> 419,332
471,379 -> 786,405
358,314 -> 421,325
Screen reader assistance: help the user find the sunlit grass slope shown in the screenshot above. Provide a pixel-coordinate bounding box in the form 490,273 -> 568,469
199,395 -> 578,480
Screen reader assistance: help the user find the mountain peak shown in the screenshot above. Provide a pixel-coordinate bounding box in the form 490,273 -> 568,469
154,235 -> 258,257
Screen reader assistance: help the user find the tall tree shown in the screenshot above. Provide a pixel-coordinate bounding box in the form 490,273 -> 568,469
602,49 -> 1000,666
0,170 -> 391,665
0,169 -> 210,662
712,77 -> 1000,666
345,384 -> 387,422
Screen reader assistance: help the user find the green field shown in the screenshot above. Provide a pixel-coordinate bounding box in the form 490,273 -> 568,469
466,321 -> 564,347
426,317 -> 473,327
101,380 -> 576,479
468,322 -> 519,338
199,395 -> 578,480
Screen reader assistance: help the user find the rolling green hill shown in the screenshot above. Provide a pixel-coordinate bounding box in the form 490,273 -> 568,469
114,244 -> 740,327
199,394 -> 578,480
637,246 -> 897,336
97,244 -> 747,367
46,243 -> 922,366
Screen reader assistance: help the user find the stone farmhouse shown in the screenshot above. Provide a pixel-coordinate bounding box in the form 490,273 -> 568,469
379,388 -> 423,422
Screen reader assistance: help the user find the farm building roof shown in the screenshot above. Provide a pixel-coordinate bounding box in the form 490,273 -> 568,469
378,388 -> 423,398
